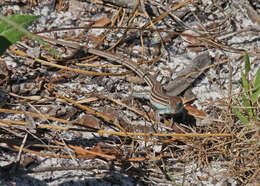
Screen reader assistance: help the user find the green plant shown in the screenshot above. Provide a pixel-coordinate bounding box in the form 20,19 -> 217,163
0,14 -> 58,56
0,14 -> 38,55
232,52 -> 260,124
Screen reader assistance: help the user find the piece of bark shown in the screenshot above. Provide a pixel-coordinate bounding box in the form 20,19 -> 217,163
164,52 -> 211,96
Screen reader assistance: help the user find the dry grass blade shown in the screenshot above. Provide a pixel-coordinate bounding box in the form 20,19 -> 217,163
9,47 -> 127,76
0,119 -> 70,131
98,130 -> 233,138
1,0 -> 260,185
0,108 -> 74,125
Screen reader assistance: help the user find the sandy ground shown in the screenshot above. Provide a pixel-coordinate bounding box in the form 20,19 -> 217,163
0,0 -> 259,185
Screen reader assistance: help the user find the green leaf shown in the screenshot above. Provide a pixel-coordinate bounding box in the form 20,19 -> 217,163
232,107 -> 250,124
0,14 -> 38,43
252,67 -> 260,103
244,52 -> 250,74
241,72 -> 249,93
0,14 -> 38,55
241,94 -> 253,118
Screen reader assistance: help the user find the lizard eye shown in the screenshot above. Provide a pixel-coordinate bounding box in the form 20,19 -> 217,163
169,97 -> 183,113
176,101 -> 184,112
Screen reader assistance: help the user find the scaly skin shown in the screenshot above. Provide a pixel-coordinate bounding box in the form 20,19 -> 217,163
87,48 -> 184,119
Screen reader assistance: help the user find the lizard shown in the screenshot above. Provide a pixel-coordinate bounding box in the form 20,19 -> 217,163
87,48 -> 184,120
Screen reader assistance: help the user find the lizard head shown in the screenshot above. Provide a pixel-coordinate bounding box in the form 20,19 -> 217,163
169,96 -> 184,114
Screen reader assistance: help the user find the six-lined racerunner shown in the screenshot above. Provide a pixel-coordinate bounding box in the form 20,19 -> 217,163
87,48 -> 184,120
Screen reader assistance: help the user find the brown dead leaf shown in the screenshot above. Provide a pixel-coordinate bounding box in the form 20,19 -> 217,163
69,144 -> 102,156
70,144 -> 116,159
92,17 -> 111,28
100,107 -> 119,121
186,46 -> 206,53
72,145 -> 97,158
197,176 -> 208,181
76,114 -> 100,128
185,104 -> 207,118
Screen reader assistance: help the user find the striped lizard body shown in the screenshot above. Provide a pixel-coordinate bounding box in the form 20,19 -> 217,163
87,48 -> 183,118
